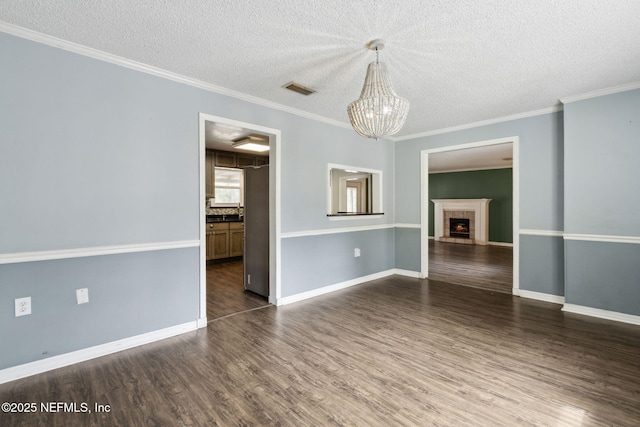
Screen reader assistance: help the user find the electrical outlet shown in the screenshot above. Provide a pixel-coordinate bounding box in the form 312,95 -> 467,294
15,297 -> 31,317
354,248 -> 361,257
76,288 -> 89,304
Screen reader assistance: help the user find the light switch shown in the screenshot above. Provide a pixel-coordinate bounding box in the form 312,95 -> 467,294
76,288 -> 89,304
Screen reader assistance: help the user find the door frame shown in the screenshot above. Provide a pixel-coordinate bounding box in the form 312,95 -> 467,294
420,136 -> 520,293
198,113 -> 281,323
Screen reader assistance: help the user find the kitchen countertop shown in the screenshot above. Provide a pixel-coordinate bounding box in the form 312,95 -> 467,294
206,215 -> 243,223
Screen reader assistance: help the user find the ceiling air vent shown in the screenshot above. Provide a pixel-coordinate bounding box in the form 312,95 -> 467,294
283,82 -> 316,96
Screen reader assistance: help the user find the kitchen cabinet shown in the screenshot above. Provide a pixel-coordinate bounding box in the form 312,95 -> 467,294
255,156 -> 269,166
229,222 -> 244,257
208,149 -> 268,169
206,221 -> 243,260
237,154 -> 256,167
214,151 -> 237,167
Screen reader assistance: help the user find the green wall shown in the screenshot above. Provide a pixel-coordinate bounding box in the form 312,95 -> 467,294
429,168 -> 513,243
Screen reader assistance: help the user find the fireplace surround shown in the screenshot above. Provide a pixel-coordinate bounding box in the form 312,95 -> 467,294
432,199 -> 492,245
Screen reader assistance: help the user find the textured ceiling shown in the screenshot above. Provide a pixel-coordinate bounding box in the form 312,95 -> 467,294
1,1 -> 640,138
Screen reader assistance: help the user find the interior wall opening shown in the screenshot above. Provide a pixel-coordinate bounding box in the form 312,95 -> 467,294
198,114 -> 280,322
421,138 -> 519,294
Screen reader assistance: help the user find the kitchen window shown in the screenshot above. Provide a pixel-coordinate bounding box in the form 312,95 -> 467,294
213,167 -> 243,206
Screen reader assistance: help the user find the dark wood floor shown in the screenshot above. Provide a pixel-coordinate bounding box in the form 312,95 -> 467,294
2,275 -> 639,426
429,240 -> 513,294
207,241 -> 509,321
206,258 -> 269,320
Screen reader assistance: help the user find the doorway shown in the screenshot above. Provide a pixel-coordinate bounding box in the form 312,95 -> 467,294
420,137 -> 520,294
206,259 -> 267,319
198,113 -> 281,323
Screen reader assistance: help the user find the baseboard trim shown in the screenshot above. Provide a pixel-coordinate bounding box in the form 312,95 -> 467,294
562,304 -> 640,326
196,317 -> 208,328
276,270 -> 396,306
0,320 -> 199,385
489,241 -> 513,247
392,268 -> 422,278
276,269 -> 424,306
515,289 -> 565,304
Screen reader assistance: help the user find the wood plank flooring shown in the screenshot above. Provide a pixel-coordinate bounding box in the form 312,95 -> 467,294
2,275 -> 639,426
206,258 -> 269,320
429,240 -> 513,294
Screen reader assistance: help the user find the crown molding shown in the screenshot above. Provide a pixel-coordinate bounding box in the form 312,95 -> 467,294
559,81 -> 640,104
392,105 -> 564,141
0,22 -> 351,131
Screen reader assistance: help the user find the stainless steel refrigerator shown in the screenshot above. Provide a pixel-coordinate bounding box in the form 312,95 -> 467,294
243,165 -> 269,297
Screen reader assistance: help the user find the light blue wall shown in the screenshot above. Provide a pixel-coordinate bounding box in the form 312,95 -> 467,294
281,228 -> 395,297
394,112 -> 565,296
0,34 -> 200,252
276,120 -> 395,234
564,89 -> 640,235
0,248 -> 199,369
563,89 -> 640,315
395,112 -> 564,231
0,31 -> 395,371
565,241 -> 640,315
519,235 -> 564,296
394,228 -> 421,271
0,32 -> 205,370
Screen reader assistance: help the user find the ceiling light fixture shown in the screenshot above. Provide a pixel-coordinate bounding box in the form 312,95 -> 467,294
231,136 -> 270,153
347,39 -> 409,140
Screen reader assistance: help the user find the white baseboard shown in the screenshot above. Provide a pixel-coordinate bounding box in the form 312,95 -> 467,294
392,268 -> 422,278
276,270 -> 397,306
196,317 -> 208,328
489,241 -> 513,247
276,269 -> 425,306
515,289 -> 565,304
562,304 -> 640,326
0,320 -> 199,385
516,292 -> 640,326
429,236 -> 513,247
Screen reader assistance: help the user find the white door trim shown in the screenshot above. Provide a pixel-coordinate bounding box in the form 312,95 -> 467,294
198,113 -> 282,322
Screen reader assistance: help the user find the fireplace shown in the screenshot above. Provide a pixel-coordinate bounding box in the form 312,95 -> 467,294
449,218 -> 470,238
431,198 -> 492,245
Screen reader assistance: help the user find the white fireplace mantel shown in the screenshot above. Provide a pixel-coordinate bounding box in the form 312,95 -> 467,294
432,198 -> 492,245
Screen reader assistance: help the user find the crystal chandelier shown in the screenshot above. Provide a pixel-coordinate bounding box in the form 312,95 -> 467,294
347,39 -> 409,139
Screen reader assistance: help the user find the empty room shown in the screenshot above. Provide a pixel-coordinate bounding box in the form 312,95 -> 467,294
1,2 -> 639,425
